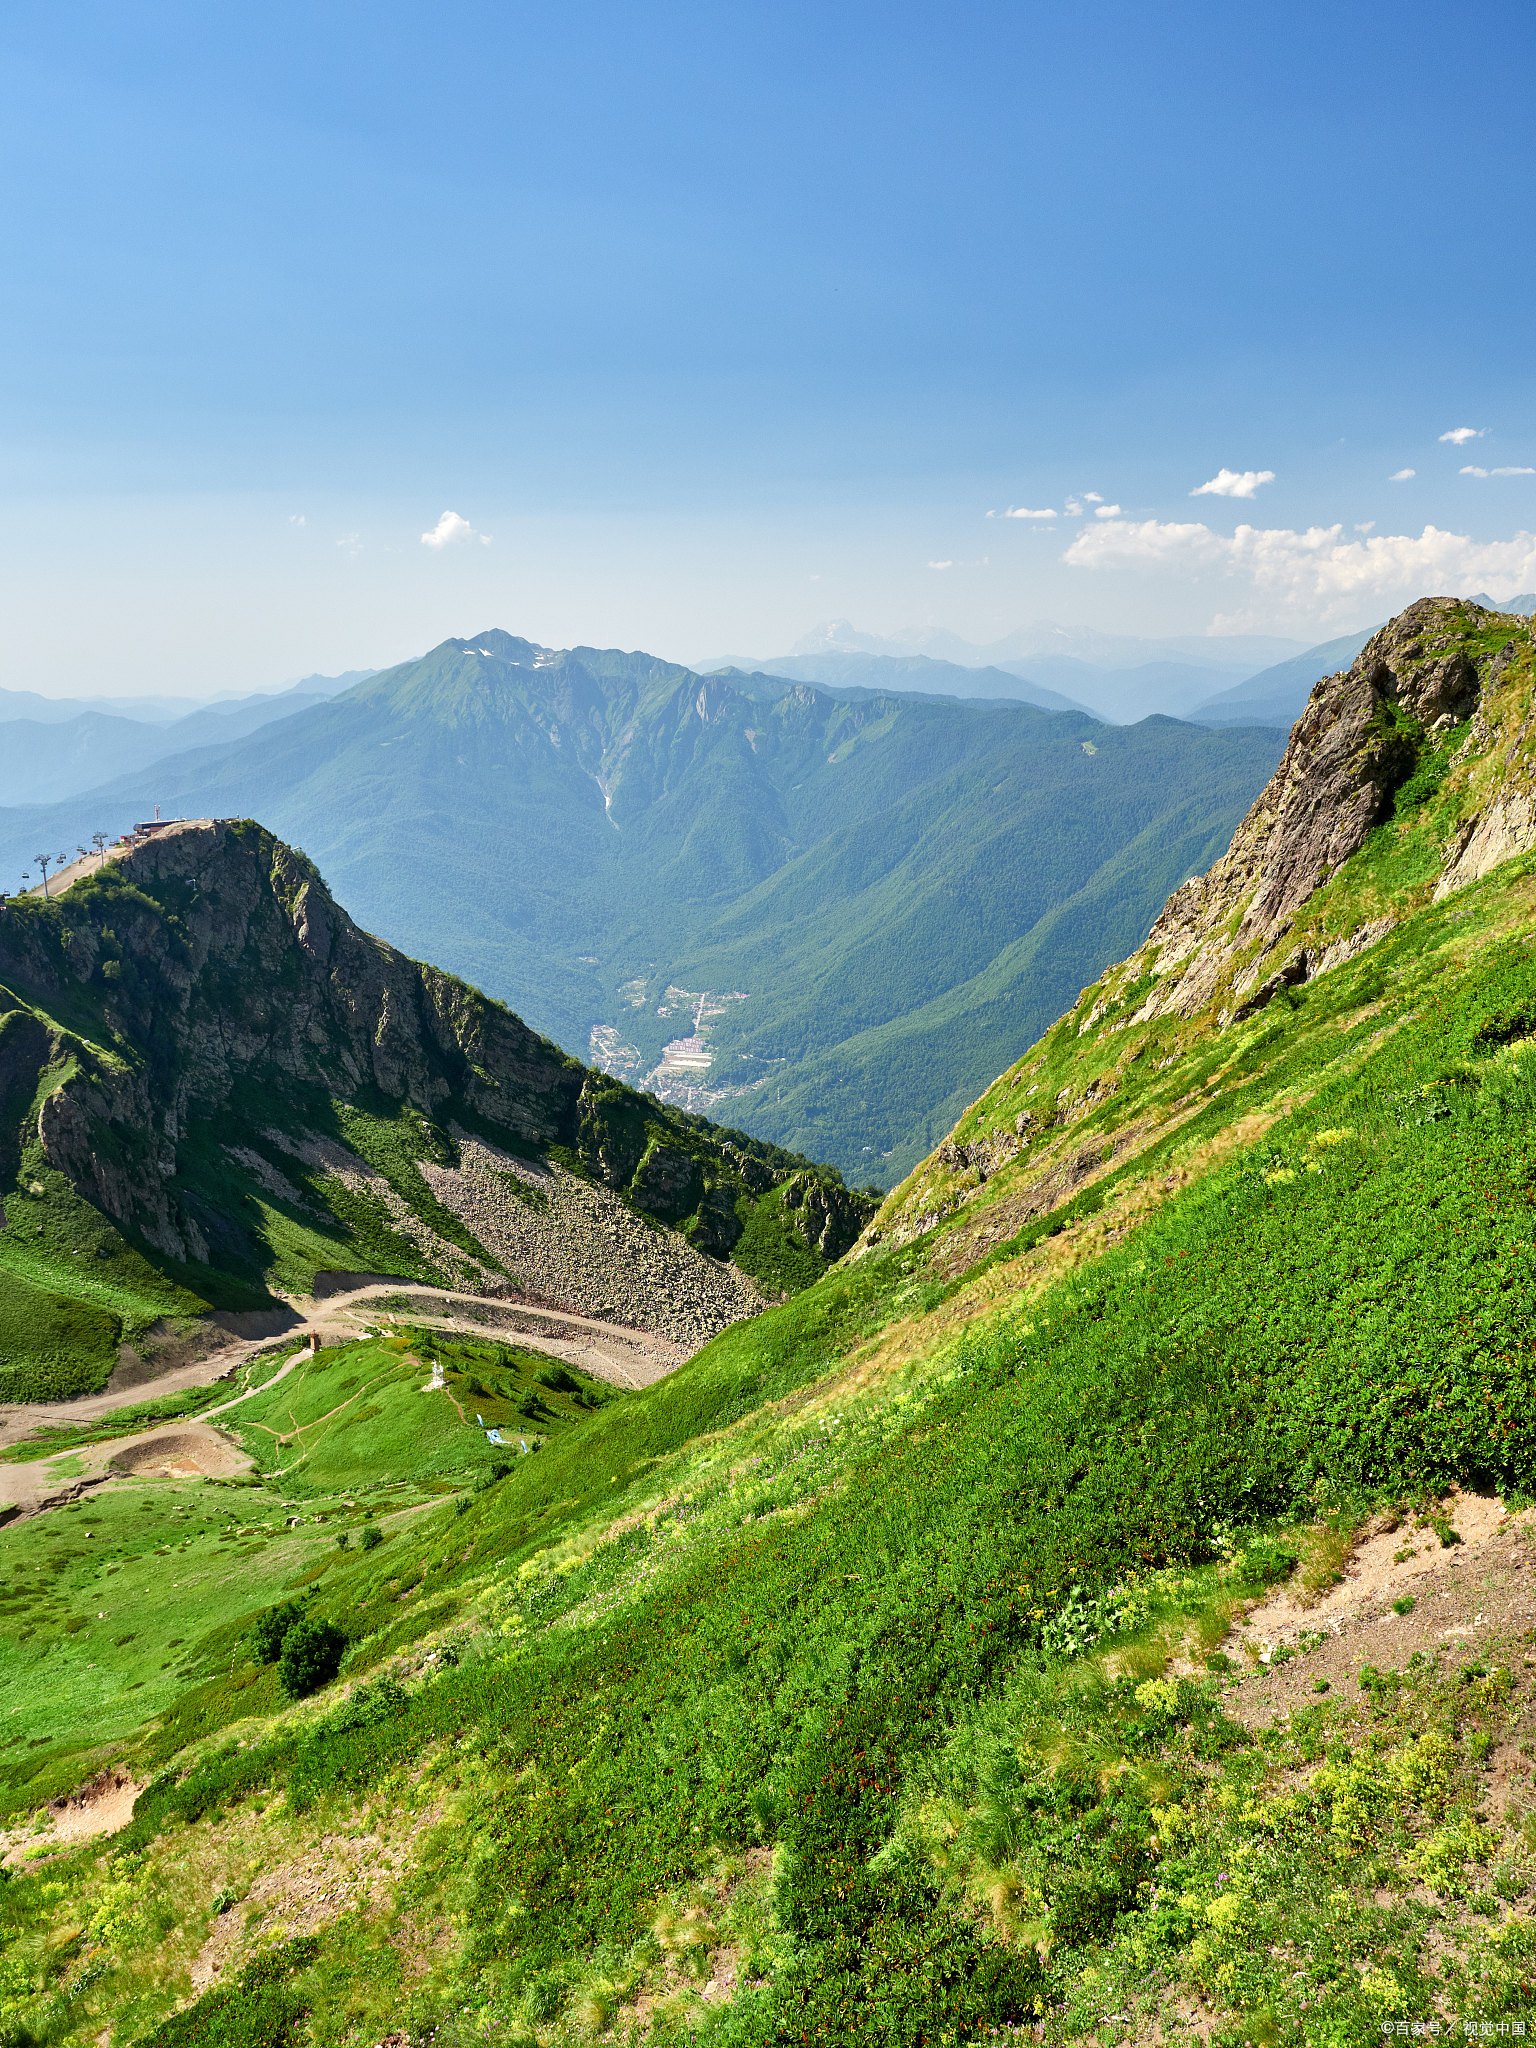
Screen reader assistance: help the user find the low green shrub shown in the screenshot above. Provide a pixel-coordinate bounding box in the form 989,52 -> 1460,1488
1231,1535 -> 1299,1591
132,1935 -> 318,2046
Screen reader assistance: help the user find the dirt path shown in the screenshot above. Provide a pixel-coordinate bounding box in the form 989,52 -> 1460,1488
369,1291 -> 684,1389
0,1325 -> 307,1454
0,1342 -> 321,1520
0,1282 -> 687,1517
0,1280 -> 684,1462
0,1416 -> 261,1521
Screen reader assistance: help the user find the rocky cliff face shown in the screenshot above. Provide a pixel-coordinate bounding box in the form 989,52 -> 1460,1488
0,820 -> 870,1324
1127,598 -> 1533,1023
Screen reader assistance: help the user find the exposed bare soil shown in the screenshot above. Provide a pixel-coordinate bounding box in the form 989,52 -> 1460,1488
189,1819 -> 428,1990
108,1426 -> 253,1481
0,1767 -> 143,1869
1222,1492 -> 1536,1729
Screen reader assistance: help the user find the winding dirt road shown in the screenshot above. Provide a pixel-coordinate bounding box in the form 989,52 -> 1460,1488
0,1281 -> 690,1521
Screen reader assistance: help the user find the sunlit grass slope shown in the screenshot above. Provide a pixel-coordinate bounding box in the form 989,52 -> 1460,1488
6,845 -> 1536,2042
5,605 -> 1536,2046
0,1332 -> 612,1820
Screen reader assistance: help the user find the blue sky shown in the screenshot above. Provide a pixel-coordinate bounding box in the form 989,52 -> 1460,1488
3,0 -> 1535,694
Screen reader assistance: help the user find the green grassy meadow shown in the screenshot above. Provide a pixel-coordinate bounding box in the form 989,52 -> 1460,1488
0,1333 -> 614,1826
0,1485 -> 335,1813
224,1330 -> 612,1496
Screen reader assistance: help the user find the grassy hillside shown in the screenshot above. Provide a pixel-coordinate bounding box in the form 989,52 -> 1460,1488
0,1330 -> 612,1810
5,602 -> 1536,2045
0,633 -> 1282,1180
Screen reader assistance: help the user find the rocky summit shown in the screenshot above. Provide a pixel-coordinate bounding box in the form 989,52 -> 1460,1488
874,596 -> 1536,1244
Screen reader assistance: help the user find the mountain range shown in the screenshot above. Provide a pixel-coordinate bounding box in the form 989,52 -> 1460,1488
0,635 -> 1283,1180
707,650 -> 1094,714
0,670 -> 371,804
723,619 -> 1383,725
9,598 -> 1536,2045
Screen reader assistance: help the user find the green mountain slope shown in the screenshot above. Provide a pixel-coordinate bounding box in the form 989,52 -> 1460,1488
0,634 -> 1281,1180
0,820 -> 867,1404
8,599 -> 1536,2045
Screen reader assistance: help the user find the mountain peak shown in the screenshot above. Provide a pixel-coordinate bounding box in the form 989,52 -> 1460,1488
872,593 -> 1536,1247
1132,596 -> 1532,1022
451,628 -> 546,663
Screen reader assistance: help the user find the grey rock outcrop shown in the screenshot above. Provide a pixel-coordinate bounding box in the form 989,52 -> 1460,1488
1133,600 -> 1517,1022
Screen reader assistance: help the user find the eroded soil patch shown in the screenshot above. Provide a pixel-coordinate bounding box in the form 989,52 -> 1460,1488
1224,1491 -> 1536,1728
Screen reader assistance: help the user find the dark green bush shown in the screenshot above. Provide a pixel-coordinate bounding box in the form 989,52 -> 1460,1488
358,1524 -> 382,1552
245,1600 -> 305,1664
276,1617 -> 345,1700
1232,1536 -> 1299,1591
1471,1004 -> 1536,1055
132,1935 -> 317,2046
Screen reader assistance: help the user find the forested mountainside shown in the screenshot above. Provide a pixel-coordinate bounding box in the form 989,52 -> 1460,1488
0,634 -> 1282,1181
0,819 -> 867,1406
10,598 -> 1536,2047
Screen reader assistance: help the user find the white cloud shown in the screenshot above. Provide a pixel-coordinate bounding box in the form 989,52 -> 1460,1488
335,532 -> 362,556
928,559 -> 955,571
1389,468 -> 1416,482
1440,427 -> 1485,445
1064,515 -> 1536,621
1083,491 -> 1104,503
1064,497 -> 1084,517
421,509 -> 492,549
1191,468 -> 1276,500
987,504 -> 1057,520
1461,465 -> 1536,478
288,512 -> 306,527
1094,503 -> 1122,518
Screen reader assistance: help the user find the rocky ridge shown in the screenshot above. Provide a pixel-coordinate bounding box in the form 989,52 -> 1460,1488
0,820 -> 869,1353
869,596 -> 1536,1246
1130,598 -> 1524,1023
